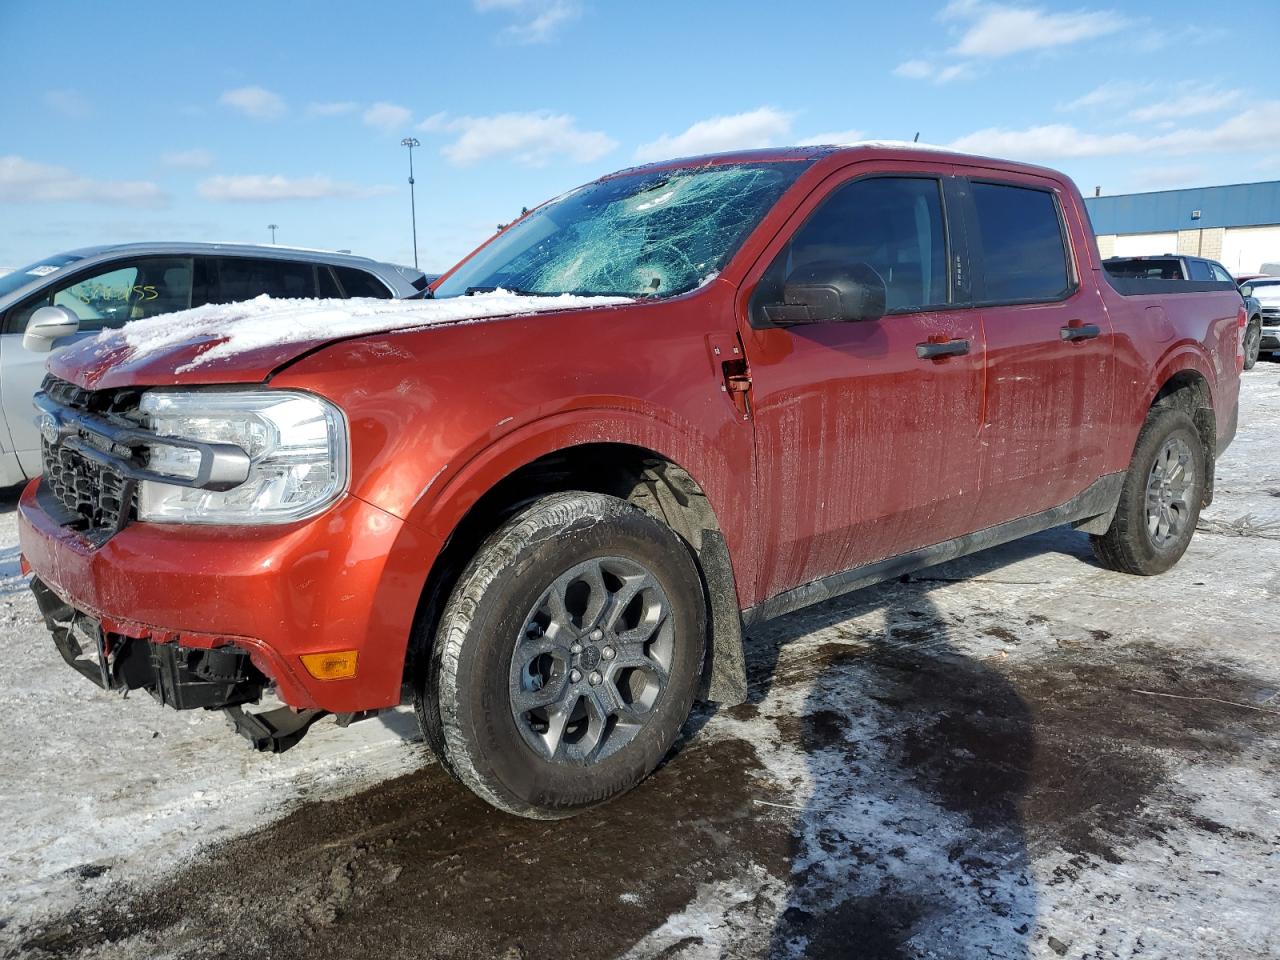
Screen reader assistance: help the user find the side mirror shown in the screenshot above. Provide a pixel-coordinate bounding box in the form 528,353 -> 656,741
23,305 -> 80,352
764,261 -> 887,325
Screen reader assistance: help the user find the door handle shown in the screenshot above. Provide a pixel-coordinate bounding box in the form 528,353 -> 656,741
1060,323 -> 1101,341
916,338 -> 970,360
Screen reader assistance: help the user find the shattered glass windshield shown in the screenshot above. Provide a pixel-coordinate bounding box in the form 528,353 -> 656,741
433,161 -> 810,300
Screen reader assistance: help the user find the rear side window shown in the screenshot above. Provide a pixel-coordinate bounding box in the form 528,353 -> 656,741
971,182 -> 1072,303
757,176 -> 950,315
214,258 -> 319,302
1105,258 -> 1182,280
334,266 -> 392,299
317,266 -> 342,298
1186,259 -> 1213,281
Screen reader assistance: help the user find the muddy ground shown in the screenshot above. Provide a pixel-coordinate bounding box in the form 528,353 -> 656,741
4,367 -> 1280,960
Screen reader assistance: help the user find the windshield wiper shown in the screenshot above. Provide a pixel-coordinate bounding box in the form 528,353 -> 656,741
464,285 -> 553,297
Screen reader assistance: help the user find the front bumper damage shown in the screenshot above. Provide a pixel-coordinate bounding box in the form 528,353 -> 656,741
31,577 -> 329,752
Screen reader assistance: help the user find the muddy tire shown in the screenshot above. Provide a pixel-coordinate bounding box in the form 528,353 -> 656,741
1091,407 -> 1206,576
1243,319 -> 1261,370
417,491 -> 706,819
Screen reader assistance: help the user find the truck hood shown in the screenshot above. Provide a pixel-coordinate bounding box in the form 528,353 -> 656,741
47,291 -> 633,390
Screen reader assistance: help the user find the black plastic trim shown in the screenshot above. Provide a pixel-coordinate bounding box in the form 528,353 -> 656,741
742,472 -> 1126,626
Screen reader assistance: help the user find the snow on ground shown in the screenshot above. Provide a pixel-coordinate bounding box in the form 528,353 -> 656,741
1,367 -> 1279,960
0,503 -> 428,925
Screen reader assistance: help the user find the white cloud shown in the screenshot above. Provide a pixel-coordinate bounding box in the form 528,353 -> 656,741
1133,163 -> 1208,189
422,111 -> 616,166
633,108 -> 794,163
308,101 -> 359,117
894,59 -> 971,83
43,89 -> 90,118
1059,81 -> 1149,111
947,101 -> 1280,160
363,102 -> 413,132
219,86 -> 286,119
1128,88 -> 1242,122
197,174 -> 391,202
942,0 -> 1127,58
948,123 -> 1146,158
894,59 -> 934,79
160,148 -> 214,169
0,155 -> 167,207
796,129 -> 866,146
473,0 -> 580,43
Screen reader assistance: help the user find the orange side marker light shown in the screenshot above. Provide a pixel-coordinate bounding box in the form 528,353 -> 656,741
300,650 -> 359,680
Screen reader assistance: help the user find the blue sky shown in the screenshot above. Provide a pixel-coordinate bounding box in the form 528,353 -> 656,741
2,0 -> 1276,272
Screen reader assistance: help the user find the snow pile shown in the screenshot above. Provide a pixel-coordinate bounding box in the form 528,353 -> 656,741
99,290 -> 632,370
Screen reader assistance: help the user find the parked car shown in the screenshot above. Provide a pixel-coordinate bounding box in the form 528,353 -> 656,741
20,145 -> 1244,818
1105,254 -> 1263,368
1240,276 -> 1280,360
0,242 -> 428,484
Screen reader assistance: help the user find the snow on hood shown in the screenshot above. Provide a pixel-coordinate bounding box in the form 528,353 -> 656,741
96,290 -> 633,372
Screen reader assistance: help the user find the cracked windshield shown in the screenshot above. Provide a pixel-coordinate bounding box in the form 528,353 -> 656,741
433,161 -> 810,299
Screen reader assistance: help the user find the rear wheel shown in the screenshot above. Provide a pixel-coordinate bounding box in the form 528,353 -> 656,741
1244,319 -> 1261,370
1091,407 -> 1206,576
418,491 -> 706,819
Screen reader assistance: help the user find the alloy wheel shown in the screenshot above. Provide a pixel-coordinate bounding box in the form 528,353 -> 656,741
508,556 -> 674,765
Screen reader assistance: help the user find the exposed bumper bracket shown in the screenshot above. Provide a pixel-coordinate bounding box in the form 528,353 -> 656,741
225,704 -> 327,753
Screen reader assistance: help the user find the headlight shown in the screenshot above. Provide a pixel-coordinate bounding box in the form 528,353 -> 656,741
137,390 -> 348,524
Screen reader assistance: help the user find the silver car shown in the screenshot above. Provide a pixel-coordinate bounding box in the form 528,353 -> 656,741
0,242 -> 427,485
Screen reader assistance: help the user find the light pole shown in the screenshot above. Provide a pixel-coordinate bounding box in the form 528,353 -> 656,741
268,223 -> 278,245
401,137 -> 420,270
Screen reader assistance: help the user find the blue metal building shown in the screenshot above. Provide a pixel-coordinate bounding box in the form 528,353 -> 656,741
1084,180 -> 1280,235
1083,180 -> 1280,274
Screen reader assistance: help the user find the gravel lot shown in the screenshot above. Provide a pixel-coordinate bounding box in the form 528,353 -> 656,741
3,366 -> 1278,960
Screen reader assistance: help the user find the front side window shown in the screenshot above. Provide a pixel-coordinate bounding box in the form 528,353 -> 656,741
971,182 -> 1072,303
433,161 -> 810,300
1209,263 -> 1233,283
755,176 -> 950,316
7,257 -> 193,333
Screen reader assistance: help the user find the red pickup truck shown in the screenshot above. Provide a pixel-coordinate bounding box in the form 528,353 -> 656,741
20,144 -> 1244,818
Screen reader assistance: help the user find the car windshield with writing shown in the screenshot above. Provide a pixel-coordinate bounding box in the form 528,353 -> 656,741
433,162 -> 810,300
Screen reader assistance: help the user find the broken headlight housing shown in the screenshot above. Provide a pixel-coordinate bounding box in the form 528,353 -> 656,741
137,390 -> 348,524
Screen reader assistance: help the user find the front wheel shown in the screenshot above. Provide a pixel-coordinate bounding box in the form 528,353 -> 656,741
1091,407 -> 1206,576
418,491 -> 706,819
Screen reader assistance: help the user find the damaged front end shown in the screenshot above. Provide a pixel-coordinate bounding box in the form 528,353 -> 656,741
30,578 -> 327,752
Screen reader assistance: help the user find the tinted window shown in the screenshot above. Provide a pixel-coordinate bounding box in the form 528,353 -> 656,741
215,258 -> 318,302
317,266 -> 342,298
1186,259 -> 1213,281
7,257 -> 193,333
758,177 -> 949,315
1105,258 -> 1182,280
334,266 -> 391,298
971,182 -> 1071,302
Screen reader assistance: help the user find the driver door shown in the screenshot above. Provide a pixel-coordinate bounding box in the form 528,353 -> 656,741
737,166 -> 987,602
